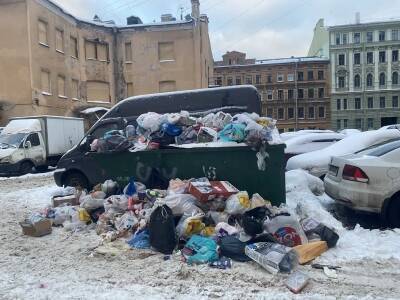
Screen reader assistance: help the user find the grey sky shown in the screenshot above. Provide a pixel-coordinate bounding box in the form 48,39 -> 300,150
53,0 -> 400,60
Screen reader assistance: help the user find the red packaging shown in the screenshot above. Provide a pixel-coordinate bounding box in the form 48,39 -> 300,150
188,181 -> 239,202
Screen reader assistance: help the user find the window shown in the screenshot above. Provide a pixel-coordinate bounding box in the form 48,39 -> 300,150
215,77 -> 222,86
367,74 -> 373,87
355,118 -> 362,129
297,89 -> 304,99
354,74 -> 361,88
338,76 -> 345,88
379,73 -> 386,86
70,36 -> 78,58
393,72 -> 399,85
343,119 -> 348,129
336,119 -> 341,129
288,107 -> 294,119
367,52 -> 373,64
26,133 -> 41,147
278,108 -> 284,120
227,77 -> 233,86
278,89 -> 284,100
335,33 -> 340,45
71,79 -> 79,100
256,75 -> 261,84
55,29 -> 64,53
367,31 -> 373,42
379,30 -> 386,41
393,96 -> 399,108
379,51 -> 386,63
87,81 -> 110,102
307,70 -> 314,80
354,32 -> 361,44
288,89 -> 294,100
57,76 -> 66,98
318,70 -> 324,80
297,71 -> 304,81
277,74 -> 284,82
159,80 -> 176,93
318,106 -> 325,118
158,42 -> 175,61
298,107 -> 304,119
267,90 -> 273,100
354,53 -> 361,65
308,88 -> 314,99
343,98 -> 348,110
267,75 -> 272,83
342,33 -> 347,44
266,108 -> 273,118
308,106 -> 315,119
318,88 -> 324,98
355,97 -> 361,109
367,118 -> 374,129
287,74 -> 294,81
380,96 -> 386,108
97,43 -> 108,61
338,54 -> 345,65
337,99 -> 341,110
228,59 -> 232,65
246,76 -> 253,84
235,76 -> 241,85
125,42 -> 132,62
368,97 -> 374,108
85,41 -> 96,60
40,70 -> 51,94
392,29 -> 399,41
38,20 -> 48,46
393,50 -> 399,62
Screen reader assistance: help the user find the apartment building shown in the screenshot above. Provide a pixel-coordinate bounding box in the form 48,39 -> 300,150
310,17 -> 400,130
0,0 -> 213,125
213,51 -> 331,132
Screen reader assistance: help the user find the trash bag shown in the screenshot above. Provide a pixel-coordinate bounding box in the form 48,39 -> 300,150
225,191 -> 251,215
149,130 -> 176,146
104,195 -> 129,213
215,222 -> 238,237
183,235 -> 218,264
161,123 -> 183,137
137,112 -> 162,133
197,127 -> 217,143
241,206 -> 270,236
176,213 -> 205,238
127,229 -> 150,249
101,180 -> 119,196
219,235 -> 251,262
218,123 -> 246,142
158,194 -> 203,217
167,179 -> 189,195
80,195 -> 105,210
124,177 -> 137,197
114,211 -> 138,232
149,205 -> 177,254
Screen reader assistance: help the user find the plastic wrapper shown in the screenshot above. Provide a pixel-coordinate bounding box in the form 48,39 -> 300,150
177,213 -> 205,238
225,191 -> 250,215
156,194 -> 203,217
80,195 -> 105,210
167,179 -> 189,195
101,180 -> 118,195
218,123 -> 246,142
114,211 -> 138,232
286,271 -> 310,294
251,193 -> 270,209
137,112 -> 162,133
197,127 -> 218,143
208,211 -> 230,225
104,195 -> 129,213
215,222 -> 238,236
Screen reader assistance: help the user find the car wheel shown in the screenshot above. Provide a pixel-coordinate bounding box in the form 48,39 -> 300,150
20,161 -> 34,175
386,196 -> 400,228
63,172 -> 89,189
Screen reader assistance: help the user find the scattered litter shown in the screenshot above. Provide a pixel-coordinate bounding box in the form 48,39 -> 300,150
285,271 -> 310,294
323,266 -> 338,279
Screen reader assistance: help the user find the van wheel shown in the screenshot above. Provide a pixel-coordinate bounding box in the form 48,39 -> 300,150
386,195 -> 400,228
20,161 -> 34,175
63,172 -> 89,189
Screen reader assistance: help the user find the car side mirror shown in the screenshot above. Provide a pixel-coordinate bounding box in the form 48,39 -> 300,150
24,141 -> 32,149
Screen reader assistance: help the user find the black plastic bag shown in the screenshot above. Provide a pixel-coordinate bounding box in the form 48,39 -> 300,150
313,224 -> 339,248
241,207 -> 269,236
149,205 -> 177,254
219,236 -> 251,262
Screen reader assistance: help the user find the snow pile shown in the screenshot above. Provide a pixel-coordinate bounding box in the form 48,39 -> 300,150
286,129 -> 400,173
285,170 -> 400,263
284,132 -> 344,154
0,171 -> 54,181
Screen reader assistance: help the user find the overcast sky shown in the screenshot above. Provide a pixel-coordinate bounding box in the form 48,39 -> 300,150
53,0 -> 400,61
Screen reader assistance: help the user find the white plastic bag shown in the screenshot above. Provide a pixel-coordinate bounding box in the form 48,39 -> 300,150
156,194 -> 203,217
137,112 -> 162,133
80,195 -> 105,210
215,222 -> 238,236
167,179 -> 189,195
104,195 -> 129,213
176,213 -> 205,238
114,211 -> 138,232
208,211 -> 230,224
225,191 -> 251,215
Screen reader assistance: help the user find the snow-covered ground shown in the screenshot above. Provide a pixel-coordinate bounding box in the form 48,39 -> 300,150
0,172 -> 400,299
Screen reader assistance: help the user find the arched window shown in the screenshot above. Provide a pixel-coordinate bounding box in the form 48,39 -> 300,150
393,72 -> 399,85
379,73 -> 386,86
367,73 -> 373,87
354,74 -> 361,88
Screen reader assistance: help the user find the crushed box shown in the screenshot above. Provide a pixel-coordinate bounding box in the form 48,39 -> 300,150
188,181 -> 239,202
19,219 -> 52,237
52,194 -> 79,207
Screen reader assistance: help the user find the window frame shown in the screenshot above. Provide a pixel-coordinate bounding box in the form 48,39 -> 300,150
38,19 -> 49,47
368,97 -> 374,109
308,106 -> 315,119
70,36 -> 79,59
297,107 -> 305,119
57,75 -> 67,99
55,28 -> 64,53
40,69 -> 51,95
355,97 -> 361,110
125,42 -> 132,62
318,106 -> 325,118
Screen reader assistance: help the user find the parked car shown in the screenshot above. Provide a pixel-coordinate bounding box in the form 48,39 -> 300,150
280,130 -> 333,142
324,138 -> 400,227
286,129 -> 400,178
379,124 -> 400,130
284,132 -> 344,160
0,116 -> 84,175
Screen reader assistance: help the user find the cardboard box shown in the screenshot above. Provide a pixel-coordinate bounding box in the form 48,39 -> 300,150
52,194 -> 79,208
19,219 -> 52,237
188,181 -> 239,202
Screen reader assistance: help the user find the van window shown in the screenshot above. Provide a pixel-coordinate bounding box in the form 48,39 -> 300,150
91,123 -> 119,139
26,133 -> 40,146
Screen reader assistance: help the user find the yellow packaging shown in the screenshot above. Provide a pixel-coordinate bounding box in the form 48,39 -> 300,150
78,208 -> 91,222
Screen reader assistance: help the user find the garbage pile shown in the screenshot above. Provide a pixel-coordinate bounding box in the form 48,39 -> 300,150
22,177 -> 339,293
90,111 -> 282,153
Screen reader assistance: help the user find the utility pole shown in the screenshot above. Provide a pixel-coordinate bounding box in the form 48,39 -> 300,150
179,6 -> 184,20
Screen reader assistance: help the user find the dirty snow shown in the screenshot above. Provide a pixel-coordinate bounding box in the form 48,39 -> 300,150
0,172 -> 400,299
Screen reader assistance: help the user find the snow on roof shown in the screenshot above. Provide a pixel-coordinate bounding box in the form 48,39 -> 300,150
2,119 -> 41,135
280,130 -> 334,142
284,132 -> 345,154
80,107 -> 110,115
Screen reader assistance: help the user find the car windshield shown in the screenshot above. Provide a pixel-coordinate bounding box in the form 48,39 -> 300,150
0,133 -> 27,148
354,138 -> 400,154
365,139 -> 400,157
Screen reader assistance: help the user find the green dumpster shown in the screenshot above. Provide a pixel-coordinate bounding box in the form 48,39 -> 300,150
92,144 -> 286,206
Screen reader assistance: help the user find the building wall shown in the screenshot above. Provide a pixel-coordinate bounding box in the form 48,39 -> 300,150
308,18 -> 329,57
213,53 -> 331,132
329,21 -> 400,130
